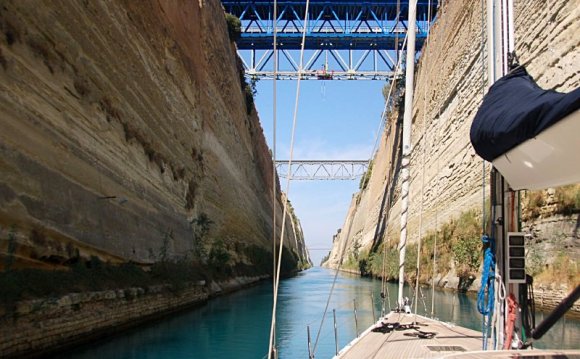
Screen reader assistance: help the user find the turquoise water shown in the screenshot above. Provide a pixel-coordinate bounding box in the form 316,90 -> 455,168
58,267 -> 579,358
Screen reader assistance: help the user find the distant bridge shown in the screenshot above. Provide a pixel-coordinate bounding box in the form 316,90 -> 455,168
275,160 -> 369,180
222,0 -> 438,80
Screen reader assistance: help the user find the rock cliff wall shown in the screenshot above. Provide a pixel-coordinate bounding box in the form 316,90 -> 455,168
0,0 -> 308,273
323,0 -> 578,296
0,284 -> 208,357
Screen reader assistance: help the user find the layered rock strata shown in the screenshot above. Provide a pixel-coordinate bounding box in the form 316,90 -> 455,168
0,0 -> 308,271
323,0 -> 578,299
0,0 -> 311,355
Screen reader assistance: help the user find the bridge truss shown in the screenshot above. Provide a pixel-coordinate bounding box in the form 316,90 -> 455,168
222,1 -> 438,80
275,160 -> 369,180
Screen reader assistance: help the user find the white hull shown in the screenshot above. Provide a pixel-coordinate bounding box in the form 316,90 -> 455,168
493,110 -> 580,190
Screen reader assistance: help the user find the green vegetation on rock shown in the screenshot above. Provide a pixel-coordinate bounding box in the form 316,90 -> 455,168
523,184 -> 580,220
224,13 -> 241,42
0,256 -> 206,315
341,208 -> 483,286
359,160 -> 373,190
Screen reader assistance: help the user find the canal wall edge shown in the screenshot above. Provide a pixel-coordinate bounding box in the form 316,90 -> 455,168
0,275 -> 270,358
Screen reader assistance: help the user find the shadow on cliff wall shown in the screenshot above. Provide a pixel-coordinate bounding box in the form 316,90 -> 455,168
370,106 -> 405,253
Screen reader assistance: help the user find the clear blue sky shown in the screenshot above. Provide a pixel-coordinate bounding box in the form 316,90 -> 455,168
254,79 -> 387,265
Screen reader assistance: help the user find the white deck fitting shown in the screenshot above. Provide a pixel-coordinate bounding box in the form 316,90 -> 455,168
493,110 -> 580,190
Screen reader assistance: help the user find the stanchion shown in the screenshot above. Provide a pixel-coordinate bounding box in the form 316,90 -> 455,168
307,325 -> 313,359
353,299 -> 359,337
333,309 -> 339,356
371,293 -> 377,322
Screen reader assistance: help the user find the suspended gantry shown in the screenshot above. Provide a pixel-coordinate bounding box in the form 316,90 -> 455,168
222,0 -> 438,80
275,160 -> 369,180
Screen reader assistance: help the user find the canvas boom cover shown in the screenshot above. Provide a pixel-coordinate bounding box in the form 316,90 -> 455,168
470,67 -> 580,162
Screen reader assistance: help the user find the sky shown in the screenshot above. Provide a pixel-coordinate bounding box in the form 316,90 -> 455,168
253,79 -> 387,265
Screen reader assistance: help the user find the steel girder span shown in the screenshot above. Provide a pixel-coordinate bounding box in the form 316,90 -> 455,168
222,0 -> 438,80
275,160 -> 369,180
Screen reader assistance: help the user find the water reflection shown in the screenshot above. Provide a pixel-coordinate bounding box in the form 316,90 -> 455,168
57,267 -> 579,359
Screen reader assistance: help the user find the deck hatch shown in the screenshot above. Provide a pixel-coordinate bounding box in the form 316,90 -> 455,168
426,345 -> 467,352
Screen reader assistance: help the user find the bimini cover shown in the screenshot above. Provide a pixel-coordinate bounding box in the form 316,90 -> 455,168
470,66 -> 580,162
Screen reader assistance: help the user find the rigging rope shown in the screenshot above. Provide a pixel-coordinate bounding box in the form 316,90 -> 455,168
477,0 -> 498,349
271,0 -> 278,354
494,270 -> 507,348
312,205 -> 358,356
375,34 -> 409,315
480,0 -> 487,237
313,23 -> 412,359
267,1 -> 310,358
477,234 -> 495,350
504,293 -> 518,349
430,208 -> 437,318
413,0 -> 433,321
368,33 -> 409,169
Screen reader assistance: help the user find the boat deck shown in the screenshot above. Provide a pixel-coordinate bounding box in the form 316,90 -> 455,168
336,312 -> 483,359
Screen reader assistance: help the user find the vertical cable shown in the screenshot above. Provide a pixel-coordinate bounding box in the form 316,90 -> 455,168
313,29 -> 411,355
271,0 -> 278,355
480,0 -> 490,349
413,0 -> 433,319
431,209 -> 437,317
267,2 -> 310,358
398,0 -> 418,308
480,0 -> 487,235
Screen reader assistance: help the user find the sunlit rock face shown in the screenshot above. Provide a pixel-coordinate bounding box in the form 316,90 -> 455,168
323,0 -> 579,292
0,0 -> 308,273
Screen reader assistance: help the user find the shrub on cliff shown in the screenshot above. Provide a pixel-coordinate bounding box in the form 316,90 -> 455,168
359,160 -> 373,190
362,208 -> 481,284
190,212 -> 213,261
235,54 -> 257,115
225,13 -> 241,42
523,190 -> 545,220
451,209 -> 482,278
208,239 -> 231,276
354,242 -> 398,280
526,241 -> 578,288
244,84 -> 255,114
523,184 -> 580,220
554,184 -> 580,215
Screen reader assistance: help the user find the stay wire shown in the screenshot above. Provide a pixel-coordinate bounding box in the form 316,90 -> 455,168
373,33 -> 409,305
311,205 -> 358,356
267,1 -> 310,358
271,0 -> 278,352
369,35 -> 409,166
313,26 -> 411,358
480,0 -> 488,349
315,0 -> 432,354
480,0 -> 487,237
413,0 -> 433,321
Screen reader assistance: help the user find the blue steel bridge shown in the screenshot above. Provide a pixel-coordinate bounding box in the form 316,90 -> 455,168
222,0 -> 438,80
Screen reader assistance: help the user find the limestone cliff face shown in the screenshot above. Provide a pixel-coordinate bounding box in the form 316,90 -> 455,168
0,0 -> 308,273
323,0 -> 578,292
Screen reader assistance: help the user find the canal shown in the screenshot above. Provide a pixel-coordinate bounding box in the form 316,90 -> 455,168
58,267 -> 580,358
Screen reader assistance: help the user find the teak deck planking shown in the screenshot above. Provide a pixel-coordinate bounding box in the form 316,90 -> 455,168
336,313 -> 483,359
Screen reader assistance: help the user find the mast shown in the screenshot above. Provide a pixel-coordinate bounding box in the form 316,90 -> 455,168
487,0 -> 518,350
397,0 -> 417,307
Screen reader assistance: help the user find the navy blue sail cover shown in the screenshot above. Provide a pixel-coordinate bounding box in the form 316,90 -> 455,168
470,66 -> 580,162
